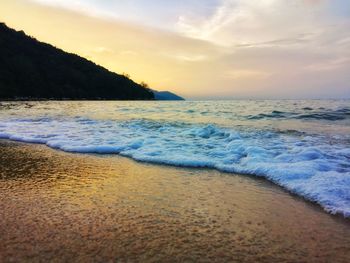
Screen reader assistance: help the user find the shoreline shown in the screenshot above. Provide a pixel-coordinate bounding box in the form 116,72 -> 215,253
1,140 -> 350,262
0,99 -> 156,102
0,138 -> 348,220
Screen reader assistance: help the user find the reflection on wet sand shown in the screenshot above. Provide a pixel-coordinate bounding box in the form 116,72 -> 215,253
1,140 -> 350,262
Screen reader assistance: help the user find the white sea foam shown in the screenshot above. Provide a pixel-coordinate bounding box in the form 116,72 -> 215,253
0,113 -> 349,217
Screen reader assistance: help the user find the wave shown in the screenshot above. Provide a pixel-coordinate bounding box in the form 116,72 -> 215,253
0,117 -> 350,217
247,107 -> 350,121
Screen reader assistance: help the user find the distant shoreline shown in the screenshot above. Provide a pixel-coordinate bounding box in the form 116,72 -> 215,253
0,98 -> 156,102
0,97 -> 187,102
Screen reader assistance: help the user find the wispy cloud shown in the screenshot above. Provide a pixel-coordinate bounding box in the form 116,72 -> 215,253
161,52 -> 209,62
92,47 -> 114,54
3,0 -> 349,98
176,0 -> 335,46
224,70 -> 271,79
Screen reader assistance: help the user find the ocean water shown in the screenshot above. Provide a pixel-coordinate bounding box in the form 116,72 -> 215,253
0,100 -> 349,217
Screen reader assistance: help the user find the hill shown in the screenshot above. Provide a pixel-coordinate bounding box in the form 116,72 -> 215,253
0,23 -> 154,100
153,90 -> 184,101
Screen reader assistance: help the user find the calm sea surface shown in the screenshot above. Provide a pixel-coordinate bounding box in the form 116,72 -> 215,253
0,100 -> 349,217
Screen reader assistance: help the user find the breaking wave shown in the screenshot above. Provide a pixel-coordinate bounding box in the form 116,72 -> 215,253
1,115 -> 350,217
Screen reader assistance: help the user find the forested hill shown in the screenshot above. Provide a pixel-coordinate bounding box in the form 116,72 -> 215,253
0,23 -> 154,100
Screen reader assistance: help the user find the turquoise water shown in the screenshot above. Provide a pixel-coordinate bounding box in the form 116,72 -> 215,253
0,100 -> 349,217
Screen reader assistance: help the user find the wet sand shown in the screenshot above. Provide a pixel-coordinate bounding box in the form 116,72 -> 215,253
0,140 -> 350,263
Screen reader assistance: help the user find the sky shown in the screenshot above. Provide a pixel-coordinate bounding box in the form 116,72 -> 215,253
0,0 -> 349,99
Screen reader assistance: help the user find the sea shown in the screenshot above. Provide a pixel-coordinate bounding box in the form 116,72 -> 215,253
0,100 -> 349,217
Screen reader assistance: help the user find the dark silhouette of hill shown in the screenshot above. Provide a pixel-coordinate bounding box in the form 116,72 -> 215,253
0,23 -> 154,100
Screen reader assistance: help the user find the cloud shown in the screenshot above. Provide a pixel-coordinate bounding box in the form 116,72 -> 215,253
161,52 -> 209,62
176,0 -> 342,47
92,47 -> 114,54
28,0 -> 221,30
224,70 -> 271,79
4,0 -> 349,99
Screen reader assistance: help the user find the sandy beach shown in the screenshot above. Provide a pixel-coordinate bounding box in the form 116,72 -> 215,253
0,140 -> 349,262
1,0 -> 350,261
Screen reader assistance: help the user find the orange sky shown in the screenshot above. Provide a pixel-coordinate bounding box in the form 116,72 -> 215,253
1,0 -> 349,99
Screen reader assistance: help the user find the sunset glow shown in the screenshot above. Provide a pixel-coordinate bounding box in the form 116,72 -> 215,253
1,0 -> 349,99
